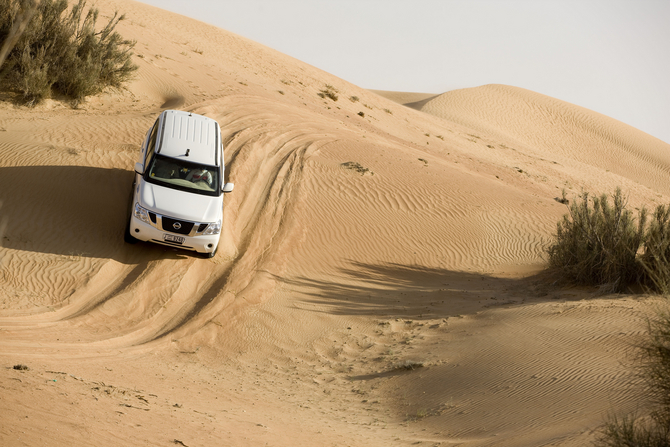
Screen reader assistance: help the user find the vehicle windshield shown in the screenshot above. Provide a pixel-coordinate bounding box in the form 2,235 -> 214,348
145,154 -> 220,196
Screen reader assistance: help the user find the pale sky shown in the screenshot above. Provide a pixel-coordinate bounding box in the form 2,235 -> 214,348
138,0 -> 670,144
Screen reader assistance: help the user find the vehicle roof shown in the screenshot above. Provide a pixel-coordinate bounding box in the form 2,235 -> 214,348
157,110 -> 219,166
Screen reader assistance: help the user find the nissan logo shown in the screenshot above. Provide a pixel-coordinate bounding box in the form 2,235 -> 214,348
173,222 -> 182,230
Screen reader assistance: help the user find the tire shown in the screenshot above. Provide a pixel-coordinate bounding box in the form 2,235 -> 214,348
202,245 -> 217,259
124,182 -> 139,244
124,219 -> 139,244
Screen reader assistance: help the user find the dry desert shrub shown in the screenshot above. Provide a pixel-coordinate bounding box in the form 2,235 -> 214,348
548,188 -> 670,294
0,0 -> 137,105
597,309 -> 670,446
643,310 -> 670,410
547,188 -> 646,293
640,205 -> 670,294
597,412 -> 670,447
318,84 -> 338,101
341,161 -> 371,175
549,189 -> 670,446
597,310 -> 670,446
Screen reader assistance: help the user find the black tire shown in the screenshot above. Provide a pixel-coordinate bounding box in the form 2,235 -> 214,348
124,181 -> 139,244
124,219 -> 139,244
202,245 -> 217,258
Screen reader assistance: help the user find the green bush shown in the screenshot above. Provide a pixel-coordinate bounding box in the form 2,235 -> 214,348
547,188 -> 647,292
0,0 -> 137,105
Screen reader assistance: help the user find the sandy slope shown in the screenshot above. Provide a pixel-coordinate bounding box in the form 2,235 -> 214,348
1,1 -> 669,445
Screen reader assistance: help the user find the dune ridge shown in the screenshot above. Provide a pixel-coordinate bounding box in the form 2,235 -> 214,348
1,0 -> 669,445
407,84 -> 670,195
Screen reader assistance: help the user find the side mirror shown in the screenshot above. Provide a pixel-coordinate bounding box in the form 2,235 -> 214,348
222,183 -> 234,193
135,162 -> 144,174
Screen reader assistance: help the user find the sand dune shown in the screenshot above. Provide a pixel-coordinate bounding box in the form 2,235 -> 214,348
396,84 -> 670,197
1,0 -> 669,445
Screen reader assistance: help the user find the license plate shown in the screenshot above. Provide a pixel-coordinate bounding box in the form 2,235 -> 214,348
164,234 -> 185,244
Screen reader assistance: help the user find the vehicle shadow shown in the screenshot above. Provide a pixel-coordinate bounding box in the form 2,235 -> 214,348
0,165 -> 186,261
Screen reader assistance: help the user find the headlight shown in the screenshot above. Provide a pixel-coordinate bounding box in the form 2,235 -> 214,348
133,203 -> 150,223
202,219 -> 221,235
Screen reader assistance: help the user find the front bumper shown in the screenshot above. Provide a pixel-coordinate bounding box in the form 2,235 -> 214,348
129,214 -> 220,254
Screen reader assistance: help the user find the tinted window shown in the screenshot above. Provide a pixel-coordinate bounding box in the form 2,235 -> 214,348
145,154 -> 221,197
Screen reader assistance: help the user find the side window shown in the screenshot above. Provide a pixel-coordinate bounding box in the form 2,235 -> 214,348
145,120 -> 159,164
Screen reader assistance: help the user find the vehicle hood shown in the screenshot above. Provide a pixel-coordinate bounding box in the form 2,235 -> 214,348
138,181 -> 222,222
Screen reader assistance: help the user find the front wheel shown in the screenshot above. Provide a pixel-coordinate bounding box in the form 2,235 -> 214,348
124,182 -> 139,244
201,245 -> 217,259
124,219 -> 139,244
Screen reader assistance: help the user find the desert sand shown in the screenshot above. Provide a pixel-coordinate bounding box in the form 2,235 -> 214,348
1,1 -> 669,446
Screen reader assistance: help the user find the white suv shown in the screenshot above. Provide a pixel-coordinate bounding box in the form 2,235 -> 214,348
125,110 -> 234,258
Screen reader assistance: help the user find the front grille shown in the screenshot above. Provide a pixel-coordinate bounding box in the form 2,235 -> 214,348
161,216 -> 194,235
198,223 -> 208,232
149,212 -> 157,224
